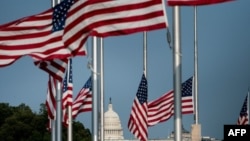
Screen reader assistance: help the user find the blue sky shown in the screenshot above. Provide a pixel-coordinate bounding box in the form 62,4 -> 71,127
0,0 -> 249,140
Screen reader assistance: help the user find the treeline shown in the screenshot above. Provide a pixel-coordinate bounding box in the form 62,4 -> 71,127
0,103 -> 91,141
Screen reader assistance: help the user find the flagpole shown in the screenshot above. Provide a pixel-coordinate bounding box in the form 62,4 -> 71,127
56,80 -> 62,141
51,119 -> 56,141
51,1 -> 56,141
143,31 -> 148,140
67,59 -> 73,141
100,37 -> 105,141
191,6 -> 202,141
248,88 -> 249,125
92,36 -> 99,141
52,0 -> 63,141
51,2 -> 56,141
194,5 -> 199,126
143,31 -> 147,77
173,6 -> 182,141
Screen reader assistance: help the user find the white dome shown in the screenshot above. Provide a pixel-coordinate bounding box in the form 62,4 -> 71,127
104,98 -> 124,140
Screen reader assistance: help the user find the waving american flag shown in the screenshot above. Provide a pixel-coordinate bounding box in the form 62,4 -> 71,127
72,76 -> 92,119
0,0 -> 167,67
237,93 -> 249,125
147,76 -> 194,126
128,74 -> 148,141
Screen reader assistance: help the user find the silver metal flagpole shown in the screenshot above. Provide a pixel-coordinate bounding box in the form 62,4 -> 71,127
100,37 -> 105,141
52,0 -> 63,141
143,31 -> 147,140
194,6 -> 199,126
67,59 -> 73,141
248,88 -> 249,125
143,31 -> 147,77
92,36 -> 99,141
191,6 -> 201,141
173,6 -> 182,141
51,1 -> 56,141
51,119 -> 56,141
55,80 -> 62,141
50,1 -> 57,140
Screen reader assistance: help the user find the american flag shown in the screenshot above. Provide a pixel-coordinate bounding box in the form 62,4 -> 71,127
61,59 -> 73,125
72,76 -> 92,119
84,0 -> 167,37
237,94 -> 249,125
0,0 -> 167,67
46,76 -> 57,120
167,0 -> 233,6
0,0 -> 86,67
34,59 -> 68,82
62,59 -> 73,108
45,59 -> 72,127
128,74 -> 148,141
147,76 -> 194,126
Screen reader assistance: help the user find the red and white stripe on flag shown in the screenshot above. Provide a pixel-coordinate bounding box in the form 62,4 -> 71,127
147,76 -> 194,126
34,58 -> 68,82
46,76 -> 57,120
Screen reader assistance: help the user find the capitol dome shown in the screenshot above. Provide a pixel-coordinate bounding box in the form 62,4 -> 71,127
104,98 -> 124,140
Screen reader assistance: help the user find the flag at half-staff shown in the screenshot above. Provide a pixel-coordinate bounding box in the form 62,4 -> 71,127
128,73 -> 148,141
166,1 -> 234,141
147,76 -> 194,126
72,76 -> 92,119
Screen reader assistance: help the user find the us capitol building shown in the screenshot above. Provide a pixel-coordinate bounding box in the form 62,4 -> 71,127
103,99 -> 221,141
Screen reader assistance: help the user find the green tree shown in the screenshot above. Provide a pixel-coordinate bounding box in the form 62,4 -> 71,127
0,103 -> 13,126
72,121 -> 91,141
0,103 -> 34,141
0,103 -> 92,141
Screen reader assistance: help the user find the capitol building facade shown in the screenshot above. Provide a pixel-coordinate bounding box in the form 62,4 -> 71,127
103,99 -> 221,141
104,99 -> 124,140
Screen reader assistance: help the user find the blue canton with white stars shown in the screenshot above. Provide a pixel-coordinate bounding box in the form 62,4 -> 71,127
240,95 -> 248,116
136,74 -> 148,105
52,0 -> 74,32
83,76 -> 92,91
63,59 -> 73,92
181,77 -> 193,97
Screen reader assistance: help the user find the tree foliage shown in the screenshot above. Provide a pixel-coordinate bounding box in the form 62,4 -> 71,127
0,103 -> 91,141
